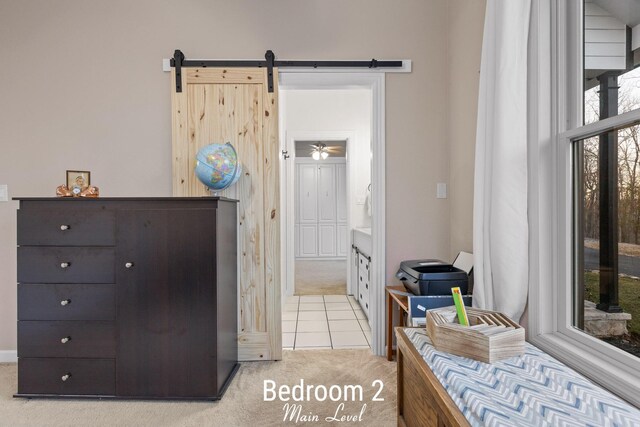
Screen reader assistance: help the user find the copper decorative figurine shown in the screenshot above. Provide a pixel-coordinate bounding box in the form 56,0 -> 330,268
79,186 -> 99,197
56,185 -> 73,197
56,184 -> 99,198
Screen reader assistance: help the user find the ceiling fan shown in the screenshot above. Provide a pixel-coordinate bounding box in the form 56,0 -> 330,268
310,142 -> 342,160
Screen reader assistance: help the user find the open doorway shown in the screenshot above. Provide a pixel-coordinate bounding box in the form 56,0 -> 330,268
278,72 -> 387,356
280,88 -> 374,351
294,140 -> 349,296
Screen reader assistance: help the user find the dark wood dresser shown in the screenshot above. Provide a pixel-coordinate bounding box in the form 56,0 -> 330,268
14,197 -> 239,400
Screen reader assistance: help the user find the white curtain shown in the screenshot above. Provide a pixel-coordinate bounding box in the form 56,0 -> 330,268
473,0 -> 531,321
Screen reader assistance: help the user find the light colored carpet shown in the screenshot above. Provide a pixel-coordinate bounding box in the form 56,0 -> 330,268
0,350 -> 396,427
295,260 -> 347,295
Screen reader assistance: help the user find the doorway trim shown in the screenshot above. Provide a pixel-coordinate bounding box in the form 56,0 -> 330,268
278,72 -> 386,356
284,131 -> 355,298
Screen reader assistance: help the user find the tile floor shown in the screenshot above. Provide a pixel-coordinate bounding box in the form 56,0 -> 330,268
282,295 -> 371,350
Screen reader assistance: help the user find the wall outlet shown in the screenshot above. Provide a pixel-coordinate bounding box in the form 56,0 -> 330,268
0,185 -> 8,202
436,183 -> 447,199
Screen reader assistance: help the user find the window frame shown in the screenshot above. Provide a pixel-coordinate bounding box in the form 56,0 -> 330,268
527,0 -> 640,405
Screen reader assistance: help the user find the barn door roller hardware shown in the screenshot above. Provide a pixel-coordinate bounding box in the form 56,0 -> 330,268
170,49 -> 403,93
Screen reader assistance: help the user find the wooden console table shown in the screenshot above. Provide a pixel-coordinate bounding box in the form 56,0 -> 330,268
386,285 -> 409,361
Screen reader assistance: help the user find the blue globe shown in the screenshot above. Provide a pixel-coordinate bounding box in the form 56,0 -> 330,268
195,142 -> 242,191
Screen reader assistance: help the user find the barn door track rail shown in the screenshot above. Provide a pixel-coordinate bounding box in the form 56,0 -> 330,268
170,49 -> 403,93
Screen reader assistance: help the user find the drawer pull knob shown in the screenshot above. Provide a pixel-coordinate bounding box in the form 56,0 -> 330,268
60,225 -> 70,231
60,299 -> 71,306
125,262 -> 134,269
61,373 -> 71,382
60,336 -> 71,344
60,262 -> 71,269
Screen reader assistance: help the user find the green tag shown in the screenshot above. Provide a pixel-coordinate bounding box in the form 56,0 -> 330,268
451,287 -> 469,326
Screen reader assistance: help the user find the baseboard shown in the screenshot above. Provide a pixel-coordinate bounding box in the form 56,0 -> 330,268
0,350 -> 17,363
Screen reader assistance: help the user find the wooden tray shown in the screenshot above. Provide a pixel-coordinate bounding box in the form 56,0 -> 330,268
426,306 -> 524,363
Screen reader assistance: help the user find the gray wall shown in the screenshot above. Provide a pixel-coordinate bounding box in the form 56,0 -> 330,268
0,0 -> 484,351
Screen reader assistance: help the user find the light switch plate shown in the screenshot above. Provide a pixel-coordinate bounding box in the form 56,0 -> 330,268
0,185 -> 8,202
436,183 -> 447,199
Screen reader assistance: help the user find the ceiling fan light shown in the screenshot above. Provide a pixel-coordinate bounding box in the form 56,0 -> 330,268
321,151 -> 329,159
312,151 -> 321,160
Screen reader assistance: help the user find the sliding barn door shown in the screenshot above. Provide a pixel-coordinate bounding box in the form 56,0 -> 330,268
171,67 -> 281,361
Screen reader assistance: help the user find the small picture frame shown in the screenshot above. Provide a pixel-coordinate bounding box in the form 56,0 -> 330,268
66,170 -> 91,196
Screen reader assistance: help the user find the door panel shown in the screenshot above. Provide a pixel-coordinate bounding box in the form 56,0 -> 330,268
171,67 -> 280,361
299,224 -> 318,257
337,224 -> 349,257
297,164 -> 318,223
336,163 -> 348,222
116,209 -> 216,397
318,224 -> 337,257
318,165 -> 336,222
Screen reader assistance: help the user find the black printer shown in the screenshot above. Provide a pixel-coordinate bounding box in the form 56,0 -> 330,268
396,259 -> 469,296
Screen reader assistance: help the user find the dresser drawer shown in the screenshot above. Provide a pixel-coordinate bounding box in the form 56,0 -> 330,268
18,321 -> 116,358
18,247 -> 115,283
17,208 -> 115,246
18,284 -> 115,320
18,358 -> 115,396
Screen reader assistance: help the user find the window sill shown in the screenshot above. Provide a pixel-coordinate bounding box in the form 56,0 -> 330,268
529,331 -> 640,407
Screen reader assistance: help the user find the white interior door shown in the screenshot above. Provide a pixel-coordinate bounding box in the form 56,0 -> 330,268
336,163 -> 348,258
296,164 -> 318,257
317,164 -> 336,222
298,164 -> 318,223
336,164 -> 348,222
295,160 -> 347,260
294,224 -> 301,257
337,224 -> 349,257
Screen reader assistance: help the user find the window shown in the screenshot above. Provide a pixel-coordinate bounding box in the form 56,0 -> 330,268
585,68 -> 640,125
573,122 -> 640,359
572,0 -> 640,360
528,0 -> 640,405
